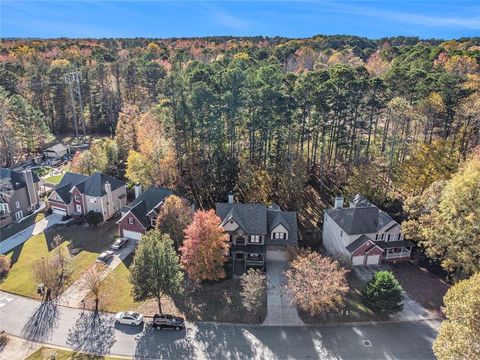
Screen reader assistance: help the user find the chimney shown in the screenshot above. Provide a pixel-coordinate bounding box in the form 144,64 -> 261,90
105,181 -> 112,194
334,195 -> 344,209
227,192 -> 234,204
134,184 -> 142,199
23,169 -> 39,208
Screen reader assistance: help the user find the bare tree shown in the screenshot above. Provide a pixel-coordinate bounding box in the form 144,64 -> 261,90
83,265 -> 105,311
241,268 -> 266,319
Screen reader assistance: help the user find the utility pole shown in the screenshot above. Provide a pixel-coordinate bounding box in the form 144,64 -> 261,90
64,71 -> 86,142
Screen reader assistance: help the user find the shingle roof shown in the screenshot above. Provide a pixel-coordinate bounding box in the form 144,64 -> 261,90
325,194 -> 397,235
1,167 -> 40,190
123,187 -> 175,228
230,244 -> 266,254
266,208 -> 298,245
376,240 -> 415,249
54,172 -> 88,203
216,203 -> 267,235
345,235 -> 371,253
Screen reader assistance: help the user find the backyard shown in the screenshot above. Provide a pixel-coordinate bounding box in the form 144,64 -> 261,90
43,173 -> 64,185
0,220 -> 118,298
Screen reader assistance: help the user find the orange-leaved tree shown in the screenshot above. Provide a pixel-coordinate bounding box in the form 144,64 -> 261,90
285,251 -> 349,316
180,210 -> 229,282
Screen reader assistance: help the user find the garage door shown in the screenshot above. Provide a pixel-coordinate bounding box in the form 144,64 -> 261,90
123,230 -> 143,240
365,254 -> 380,265
52,207 -> 66,216
352,255 -> 365,266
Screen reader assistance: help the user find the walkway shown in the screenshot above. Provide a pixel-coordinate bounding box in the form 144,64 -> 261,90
0,213 -> 65,254
0,290 -> 440,359
263,249 -> 303,326
58,239 -> 137,307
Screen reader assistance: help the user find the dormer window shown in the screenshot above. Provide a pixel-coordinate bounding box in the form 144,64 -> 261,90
273,232 -> 287,239
128,217 -> 134,225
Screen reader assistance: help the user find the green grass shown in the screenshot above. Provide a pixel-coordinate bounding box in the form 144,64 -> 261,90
26,347 -> 124,360
0,212 -> 46,241
44,174 -> 64,185
0,220 -> 118,298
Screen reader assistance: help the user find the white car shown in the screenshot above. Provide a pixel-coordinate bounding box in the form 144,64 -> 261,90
110,237 -> 128,250
115,311 -> 144,326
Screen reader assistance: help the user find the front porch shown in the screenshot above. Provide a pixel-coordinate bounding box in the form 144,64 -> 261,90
230,251 -> 265,277
383,246 -> 412,261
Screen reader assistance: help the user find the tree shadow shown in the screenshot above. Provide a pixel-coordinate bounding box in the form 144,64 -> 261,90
66,311 -> 116,356
134,324 -> 193,359
21,300 -> 59,343
114,322 -> 144,335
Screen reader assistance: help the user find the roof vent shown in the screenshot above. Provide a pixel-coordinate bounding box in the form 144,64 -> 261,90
334,195 -> 344,209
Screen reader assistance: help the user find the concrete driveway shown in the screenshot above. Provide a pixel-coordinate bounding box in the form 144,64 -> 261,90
0,213 -> 65,254
58,238 -> 137,307
263,249 -> 303,326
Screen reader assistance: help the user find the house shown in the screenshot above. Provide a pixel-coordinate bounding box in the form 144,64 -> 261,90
43,143 -> 70,160
117,186 -> 181,240
47,171 -> 126,221
322,194 -> 414,266
216,194 -> 298,276
0,168 -> 41,228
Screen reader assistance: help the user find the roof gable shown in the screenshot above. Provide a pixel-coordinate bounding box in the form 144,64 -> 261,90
216,203 -> 267,235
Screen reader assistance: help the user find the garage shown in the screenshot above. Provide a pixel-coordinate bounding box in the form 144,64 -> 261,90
51,207 -> 66,216
122,229 -> 143,240
365,254 -> 380,265
352,255 -> 365,266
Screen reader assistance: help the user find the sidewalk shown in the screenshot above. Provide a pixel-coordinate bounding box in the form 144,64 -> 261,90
0,213 -> 66,254
58,239 -> 137,307
263,249 -> 303,326
0,334 -> 40,360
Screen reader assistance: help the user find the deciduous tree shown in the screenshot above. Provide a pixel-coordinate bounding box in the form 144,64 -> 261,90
241,268 -> 266,315
156,195 -> 193,249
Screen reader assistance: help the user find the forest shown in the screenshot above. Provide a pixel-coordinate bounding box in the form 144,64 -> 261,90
1,35 -> 479,278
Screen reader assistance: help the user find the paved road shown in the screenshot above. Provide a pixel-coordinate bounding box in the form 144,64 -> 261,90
0,291 -> 439,359
0,213 -> 65,254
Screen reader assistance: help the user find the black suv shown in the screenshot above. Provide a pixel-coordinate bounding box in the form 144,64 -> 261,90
152,314 -> 185,331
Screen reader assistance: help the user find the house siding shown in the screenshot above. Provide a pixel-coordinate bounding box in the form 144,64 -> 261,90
322,213 -> 351,256
118,212 -> 146,237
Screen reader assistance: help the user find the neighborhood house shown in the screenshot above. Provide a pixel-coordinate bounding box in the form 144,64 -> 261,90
47,171 -> 126,221
43,143 -> 70,159
117,186 -> 184,240
216,194 -> 298,276
0,167 -> 41,228
322,194 -> 414,266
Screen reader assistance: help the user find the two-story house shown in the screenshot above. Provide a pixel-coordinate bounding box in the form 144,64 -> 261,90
216,194 -> 298,276
0,168 -> 41,228
117,186 -> 177,240
322,194 -> 414,266
47,172 -> 126,221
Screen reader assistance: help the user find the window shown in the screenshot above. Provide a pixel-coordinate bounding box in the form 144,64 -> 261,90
398,233 -> 402,240
15,201 -> 20,209
74,195 -> 80,202
128,217 -> 134,224
249,235 -> 261,243
229,235 -> 233,243
381,233 -> 385,240
236,236 -> 245,245
387,234 -> 391,241
0,203 -> 9,214
151,218 -> 157,227
273,232 -> 286,239
248,253 -> 262,260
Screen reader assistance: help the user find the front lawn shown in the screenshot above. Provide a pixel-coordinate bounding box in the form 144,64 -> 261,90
26,347 -> 123,360
85,254 -> 266,324
0,220 -> 118,298
299,270 -> 386,323
44,173 -> 64,185
389,262 -> 450,310
0,212 -> 45,241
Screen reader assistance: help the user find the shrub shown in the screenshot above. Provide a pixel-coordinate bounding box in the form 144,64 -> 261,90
0,255 -> 11,277
0,333 -> 8,348
85,210 -> 103,226
241,268 -> 266,314
363,271 -> 403,314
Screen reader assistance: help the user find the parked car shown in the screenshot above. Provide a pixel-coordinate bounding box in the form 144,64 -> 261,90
96,250 -> 114,263
115,311 -> 144,326
110,237 -> 128,250
152,314 -> 185,331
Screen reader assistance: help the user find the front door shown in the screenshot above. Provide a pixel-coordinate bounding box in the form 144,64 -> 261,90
76,204 -> 82,213
15,211 -> 23,221
233,253 -> 246,276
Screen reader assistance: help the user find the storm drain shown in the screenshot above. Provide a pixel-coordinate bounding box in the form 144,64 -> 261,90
362,340 -> 373,347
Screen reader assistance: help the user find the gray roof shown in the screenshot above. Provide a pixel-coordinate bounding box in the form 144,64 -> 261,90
1,167 -> 40,190
124,187 -> 175,228
376,240 -> 414,249
44,143 -> 69,153
230,244 -> 266,254
53,172 -> 124,203
325,194 -> 396,235
217,203 -> 267,235
216,202 -> 299,245
345,235 -> 372,253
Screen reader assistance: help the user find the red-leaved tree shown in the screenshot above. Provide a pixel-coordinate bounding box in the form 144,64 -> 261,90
180,210 -> 229,281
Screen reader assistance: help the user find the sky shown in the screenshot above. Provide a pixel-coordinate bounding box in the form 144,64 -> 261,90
1,0 -> 479,39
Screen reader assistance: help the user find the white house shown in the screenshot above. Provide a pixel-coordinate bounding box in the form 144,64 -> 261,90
322,194 -> 413,266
